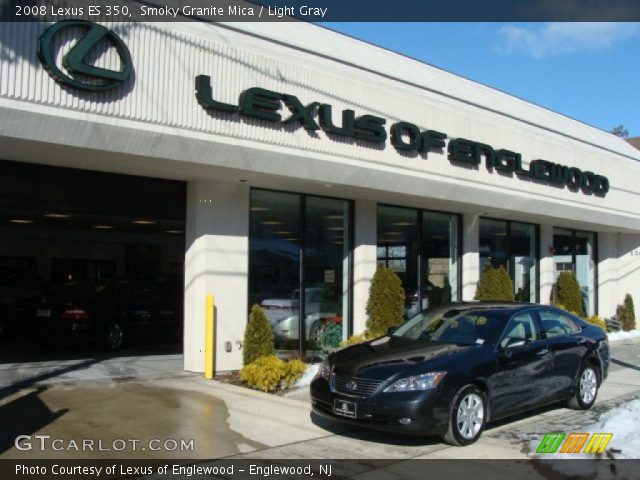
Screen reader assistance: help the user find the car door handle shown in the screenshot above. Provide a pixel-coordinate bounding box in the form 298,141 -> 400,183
536,348 -> 550,356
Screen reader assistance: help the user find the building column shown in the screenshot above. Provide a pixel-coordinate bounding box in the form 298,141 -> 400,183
539,224 -> 554,305
352,199 -> 377,335
461,214 -> 479,301
616,233 -> 640,321
597,232 -> 619,318
184,180 -> 249,373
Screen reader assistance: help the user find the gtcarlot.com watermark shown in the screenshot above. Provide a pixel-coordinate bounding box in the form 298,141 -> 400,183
14,434 -> 194,452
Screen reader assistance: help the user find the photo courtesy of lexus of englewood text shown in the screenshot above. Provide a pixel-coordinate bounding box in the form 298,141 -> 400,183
0,1 -> 640,479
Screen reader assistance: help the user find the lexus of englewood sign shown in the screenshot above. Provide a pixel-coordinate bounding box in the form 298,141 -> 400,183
37,20 -> 610,197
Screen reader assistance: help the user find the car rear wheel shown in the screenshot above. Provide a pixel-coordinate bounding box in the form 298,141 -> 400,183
105,323 -> 124,352
443,385 -> 487,446
568,363 -> 599,410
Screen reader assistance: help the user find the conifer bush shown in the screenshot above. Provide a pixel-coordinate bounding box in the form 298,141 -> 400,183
620,293 -> 636,331
243,304 -> 275,365
366,266 -> 405,337
553,272 -> 585,318
475,265 -> 514,302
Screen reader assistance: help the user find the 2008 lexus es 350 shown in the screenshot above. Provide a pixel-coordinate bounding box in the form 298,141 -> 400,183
310,303 -> 609,446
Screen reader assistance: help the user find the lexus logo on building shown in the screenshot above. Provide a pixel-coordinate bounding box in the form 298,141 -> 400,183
346,381 -> 358,391
38,20 -> 133,92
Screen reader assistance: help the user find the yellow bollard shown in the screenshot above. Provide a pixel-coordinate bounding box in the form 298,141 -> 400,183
204,295 -> 215,379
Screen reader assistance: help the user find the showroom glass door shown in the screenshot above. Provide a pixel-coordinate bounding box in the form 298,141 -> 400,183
249,189 -> 352,357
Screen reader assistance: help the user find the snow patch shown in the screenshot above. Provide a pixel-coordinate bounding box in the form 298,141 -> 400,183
607,330 -> 640,342
293,363 -> 320,388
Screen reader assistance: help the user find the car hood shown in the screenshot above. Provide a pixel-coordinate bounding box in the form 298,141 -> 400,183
330,336 -> 477,379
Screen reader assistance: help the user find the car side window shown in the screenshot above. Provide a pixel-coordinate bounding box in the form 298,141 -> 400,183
499,312 -> 540,348
539,309 -> 580,338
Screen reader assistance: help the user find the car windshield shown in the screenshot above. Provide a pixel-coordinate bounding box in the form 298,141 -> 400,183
391,307 -> 503,346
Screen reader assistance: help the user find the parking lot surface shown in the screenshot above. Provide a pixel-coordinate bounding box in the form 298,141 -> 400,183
0,338 -> 638,460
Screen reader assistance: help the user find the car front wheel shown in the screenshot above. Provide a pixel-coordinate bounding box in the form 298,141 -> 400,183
568,363 -> 599,410
443,384 -> 487,446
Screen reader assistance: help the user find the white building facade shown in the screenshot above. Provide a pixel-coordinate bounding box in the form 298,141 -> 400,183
1,19 -> 639,373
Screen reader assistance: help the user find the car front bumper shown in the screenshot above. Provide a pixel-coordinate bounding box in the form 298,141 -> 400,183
310,377 -> 450,436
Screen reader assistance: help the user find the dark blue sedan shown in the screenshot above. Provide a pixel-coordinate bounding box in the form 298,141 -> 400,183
311,303 -> 609,446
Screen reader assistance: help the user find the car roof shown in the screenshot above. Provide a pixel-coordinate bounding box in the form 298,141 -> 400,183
429,302 -> 550,316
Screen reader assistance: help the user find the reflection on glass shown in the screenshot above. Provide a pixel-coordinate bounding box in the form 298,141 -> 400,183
479,218 -> 537,302
304,197 -> 350,353
249,190 -> 352,354
422,211 -> 459,309
479,219 -> 508,272
576,231 -> 596,316
511,222 -> 536,302
553,228 -> 574,285
552,228 -> 597,316
249,190 -> 301,351
377,206 -> 419,317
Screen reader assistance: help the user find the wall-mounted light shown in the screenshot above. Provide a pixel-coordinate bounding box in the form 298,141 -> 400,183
132,220 -> 156,225
45,213 -> 71,219
93,225 -> 114,230
9,219 -> 33,224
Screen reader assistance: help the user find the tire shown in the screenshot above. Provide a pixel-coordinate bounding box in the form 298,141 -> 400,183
105,323 -> 124,352
568,363 -> 599,410
443,384 -> 487,446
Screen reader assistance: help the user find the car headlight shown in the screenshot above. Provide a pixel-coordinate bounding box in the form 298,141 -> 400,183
383,372 -> 447,392
316,359 -> 331,380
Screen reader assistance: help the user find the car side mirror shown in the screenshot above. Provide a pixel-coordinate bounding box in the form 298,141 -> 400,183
503,338 -> 527,350
387,326 -> 397,336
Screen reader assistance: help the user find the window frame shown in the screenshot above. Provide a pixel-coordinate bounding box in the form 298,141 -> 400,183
248,187 -> 355,355
536,307 -> 583,339
552,227 -> 598,315
497,309 -> 543,348
377,203 -> 463,312
479,217 -> 540,303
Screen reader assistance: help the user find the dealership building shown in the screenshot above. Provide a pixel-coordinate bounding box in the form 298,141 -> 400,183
1,18 -> 639,373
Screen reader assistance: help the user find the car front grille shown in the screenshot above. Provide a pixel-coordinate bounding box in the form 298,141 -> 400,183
331,373 -> 384,397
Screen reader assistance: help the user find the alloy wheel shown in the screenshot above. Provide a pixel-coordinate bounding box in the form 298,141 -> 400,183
580,367 -> 597,404
456,392 -> 484,440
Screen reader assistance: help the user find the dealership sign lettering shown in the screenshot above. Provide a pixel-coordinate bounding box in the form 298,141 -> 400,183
37,20 -> 609,197
196,75 -> 609,197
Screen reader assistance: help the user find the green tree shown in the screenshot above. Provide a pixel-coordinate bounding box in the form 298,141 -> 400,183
610,125 -> 629,139
366,265 -> 405,337
243,304 -> 275,365
475,265 -> 514,302
553,271 -> 585,318
620,293 -> 636,331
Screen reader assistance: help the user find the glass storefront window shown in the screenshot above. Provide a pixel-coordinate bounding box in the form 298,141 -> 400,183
377,205 -> 460,317
479,219 -> 508,272
304,197 -> 350,353
553,228 -> 597,315
511,222 -> 537,302
422,211 -> 459,309
479,218 -> 538,302
377,206 -> 419,316
249,189 -> 351,355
